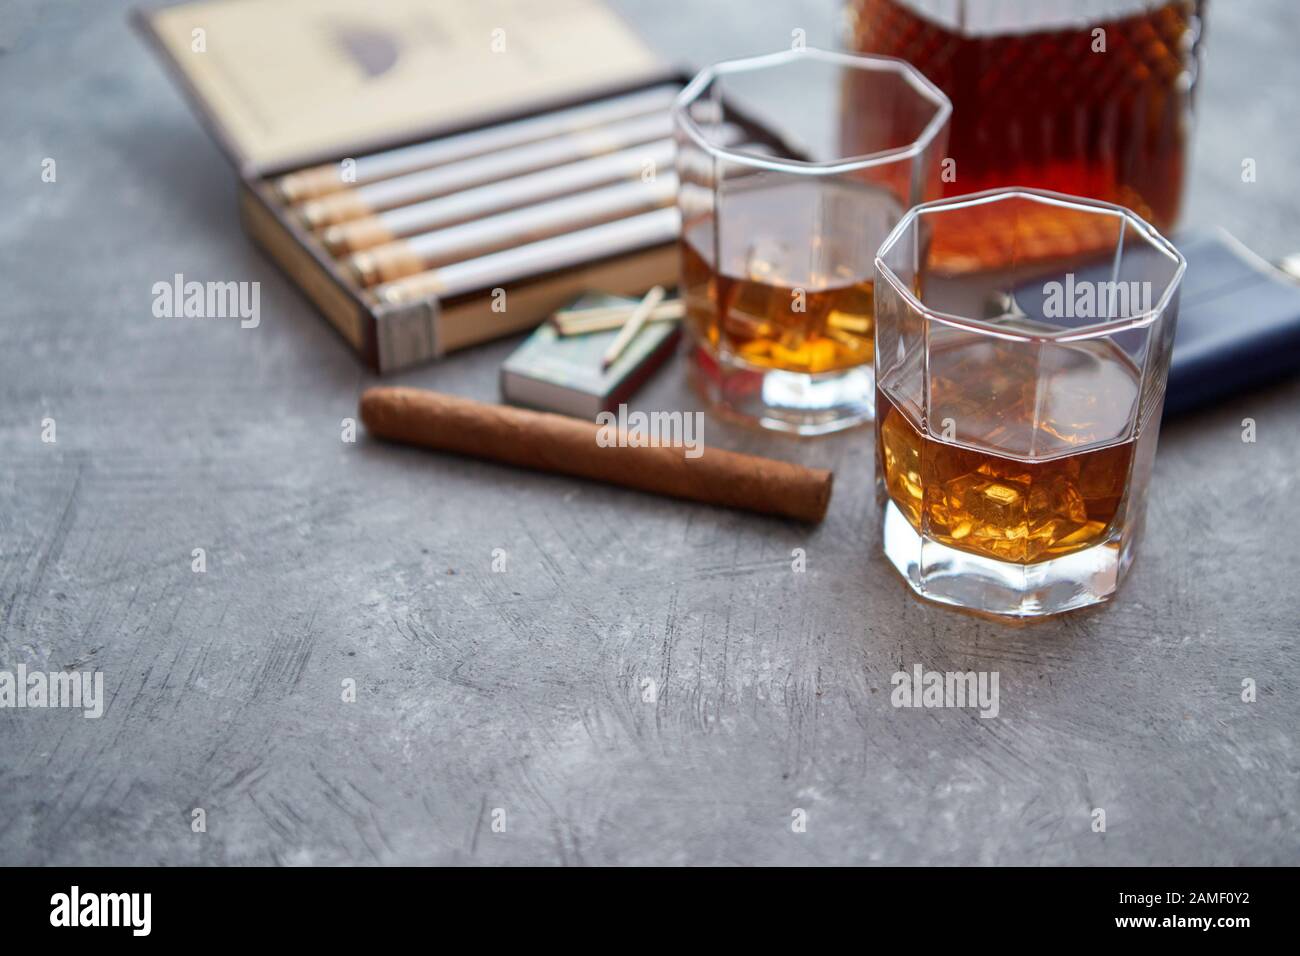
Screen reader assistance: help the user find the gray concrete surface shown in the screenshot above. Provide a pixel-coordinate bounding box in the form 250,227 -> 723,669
1,0 -> 1296,865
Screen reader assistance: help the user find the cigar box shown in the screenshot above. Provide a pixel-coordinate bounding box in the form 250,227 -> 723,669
133,0 -> 787,373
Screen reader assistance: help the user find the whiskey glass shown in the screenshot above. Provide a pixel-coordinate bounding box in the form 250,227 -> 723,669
873,188 -> 1185,618
673,47 -> 950,434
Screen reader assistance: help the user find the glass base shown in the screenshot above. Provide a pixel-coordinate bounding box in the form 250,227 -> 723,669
690,344 -> 874,435
880,500 -> 1128,619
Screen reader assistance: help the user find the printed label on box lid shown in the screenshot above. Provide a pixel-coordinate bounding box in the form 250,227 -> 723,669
137,0 -> 664,175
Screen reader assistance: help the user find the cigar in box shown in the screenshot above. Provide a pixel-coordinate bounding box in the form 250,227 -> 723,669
320,123 -> 748,257
371,208 -> 682,306
322,137 -> 678,256
133,0 -> 804,374
361,388 -> 834,523
277,83 -> 681,204
362,136 -> 774,301
500,292 -> 682,419
346,172 -> 681,287
295,110 -> 674,229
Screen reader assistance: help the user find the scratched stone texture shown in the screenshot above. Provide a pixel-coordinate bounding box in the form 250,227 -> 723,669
0,0 -> 1296,866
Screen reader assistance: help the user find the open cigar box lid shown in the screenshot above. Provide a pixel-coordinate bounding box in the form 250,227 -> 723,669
133,0 -> 670,177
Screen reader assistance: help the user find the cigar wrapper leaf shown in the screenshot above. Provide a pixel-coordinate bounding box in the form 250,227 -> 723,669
360,388 -> 833,523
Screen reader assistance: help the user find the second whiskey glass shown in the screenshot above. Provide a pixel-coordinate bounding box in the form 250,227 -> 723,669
674,47 -> 950,434
873,188 -> 1185,618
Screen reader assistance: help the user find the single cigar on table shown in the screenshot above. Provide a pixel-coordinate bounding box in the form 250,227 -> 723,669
346,172 -> 679,286
360,389 -> 833,523
371,207 -> 681,305
297,112 -> 673,229
275,84 -> 682,203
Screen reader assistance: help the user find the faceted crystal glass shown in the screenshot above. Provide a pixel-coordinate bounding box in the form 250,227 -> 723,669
674,47 -> 950,434
874,188 -> 1185,617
